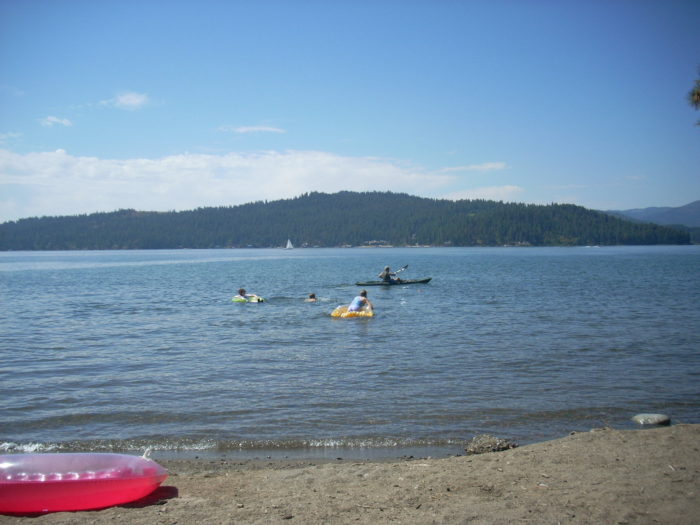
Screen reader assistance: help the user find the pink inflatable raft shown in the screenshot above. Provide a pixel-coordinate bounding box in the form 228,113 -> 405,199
0,453 -> 168,513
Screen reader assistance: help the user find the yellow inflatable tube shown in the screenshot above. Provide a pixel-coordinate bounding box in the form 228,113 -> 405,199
331,305 -> 374,318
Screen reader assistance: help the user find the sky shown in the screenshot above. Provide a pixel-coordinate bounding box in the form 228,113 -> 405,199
1,0 -> 699,222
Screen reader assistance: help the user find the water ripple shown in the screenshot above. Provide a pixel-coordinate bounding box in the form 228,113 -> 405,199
1,246 -> 699,456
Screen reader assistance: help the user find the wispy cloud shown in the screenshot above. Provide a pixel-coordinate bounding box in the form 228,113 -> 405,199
218,125 -> 286,134
0,132 -> 22,144
100,92 -> 150,110
443,185 -> 525,202
546,184 -> 588,190
0,149 -> 458,222
0,84 -> 25,97
440,162 -> 508,173
39,116 -> 72,127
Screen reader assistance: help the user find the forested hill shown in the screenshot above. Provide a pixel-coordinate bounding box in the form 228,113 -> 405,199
0,191 -> 690,250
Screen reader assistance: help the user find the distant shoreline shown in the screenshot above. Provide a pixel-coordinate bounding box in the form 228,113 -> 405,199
2,243 -> 698,253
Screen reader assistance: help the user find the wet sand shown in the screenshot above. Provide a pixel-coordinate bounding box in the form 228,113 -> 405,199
2,424 -> 698,524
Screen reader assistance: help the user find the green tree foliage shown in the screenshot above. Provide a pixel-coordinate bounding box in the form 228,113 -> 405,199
0,191 -> 690,250
689,66 -> 700,125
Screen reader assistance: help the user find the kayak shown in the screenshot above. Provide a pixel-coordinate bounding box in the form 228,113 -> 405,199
331,305 -> 374,318
232,295 -> 264,303
355,278 -> 431,286
0,453 -> 168,513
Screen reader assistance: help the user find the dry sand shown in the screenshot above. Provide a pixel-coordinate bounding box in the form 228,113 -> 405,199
2,424 -> 698,524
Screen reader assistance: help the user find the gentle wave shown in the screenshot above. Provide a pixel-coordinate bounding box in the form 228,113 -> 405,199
0,436 -> 469,461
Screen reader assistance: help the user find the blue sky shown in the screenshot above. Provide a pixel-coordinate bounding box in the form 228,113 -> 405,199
1,0 -> 698,222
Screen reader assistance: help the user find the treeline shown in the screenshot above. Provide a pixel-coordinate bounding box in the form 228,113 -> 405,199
0,191 -> 690,250
668,225 -> 700,244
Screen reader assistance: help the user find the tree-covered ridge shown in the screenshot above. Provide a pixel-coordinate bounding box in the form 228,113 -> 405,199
0,191 -> 690,250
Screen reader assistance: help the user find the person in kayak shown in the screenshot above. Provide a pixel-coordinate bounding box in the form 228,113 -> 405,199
348,290 -> 373,312
378,266 -> 402,283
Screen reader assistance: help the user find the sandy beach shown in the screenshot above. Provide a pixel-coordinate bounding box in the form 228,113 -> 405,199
2,424 -> 698,525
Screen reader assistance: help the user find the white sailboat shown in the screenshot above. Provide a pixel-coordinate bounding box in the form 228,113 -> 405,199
285,239 -> 294,249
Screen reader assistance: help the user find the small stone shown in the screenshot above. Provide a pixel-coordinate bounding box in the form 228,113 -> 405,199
632,413 -> 670,426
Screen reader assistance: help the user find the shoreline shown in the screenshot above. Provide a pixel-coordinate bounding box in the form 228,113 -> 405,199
146,443 -> 467,463
2,424 -> 698,524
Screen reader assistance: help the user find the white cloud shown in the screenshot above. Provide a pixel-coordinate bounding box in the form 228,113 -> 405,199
218,125 -> 286,134
39,116 -> 72,127
0,149 -> 460,222
0,132 -> 22,143
100,92 -> 149,110
443,185 -> 525,202
440,162 -> 507,173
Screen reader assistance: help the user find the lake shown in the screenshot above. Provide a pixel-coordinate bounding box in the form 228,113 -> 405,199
1,246 -> 699,459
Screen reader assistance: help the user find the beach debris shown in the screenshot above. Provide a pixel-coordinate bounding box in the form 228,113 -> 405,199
631,413 -> 671,426
464,434 -> 518,455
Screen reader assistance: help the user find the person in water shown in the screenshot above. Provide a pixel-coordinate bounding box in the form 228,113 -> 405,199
306,293 -> 317,302
348,289 -> 373,312
378,266 -> 401,283
235,288 -> 262,302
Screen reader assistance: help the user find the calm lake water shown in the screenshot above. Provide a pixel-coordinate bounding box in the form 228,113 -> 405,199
1,246 -> 699,459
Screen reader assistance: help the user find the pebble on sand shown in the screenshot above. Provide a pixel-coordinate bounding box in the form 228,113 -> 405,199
632,413 -> 671,426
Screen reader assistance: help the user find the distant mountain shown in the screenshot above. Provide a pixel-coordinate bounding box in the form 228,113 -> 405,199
606,200 -> 700,227
0,191 -> 690,250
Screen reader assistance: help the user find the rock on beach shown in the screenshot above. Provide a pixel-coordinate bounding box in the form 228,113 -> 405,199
464,434 -> 518,454
632,413 -> 671,425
